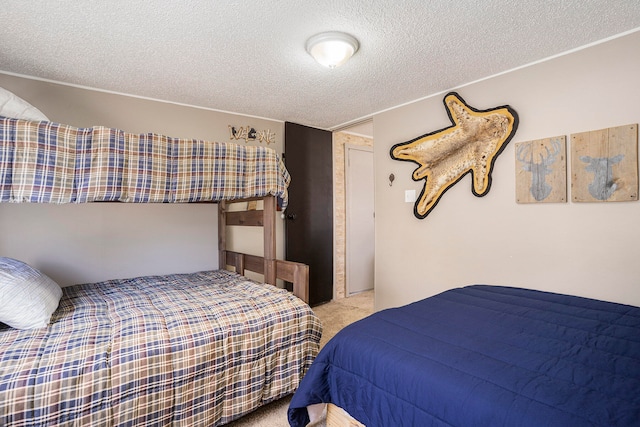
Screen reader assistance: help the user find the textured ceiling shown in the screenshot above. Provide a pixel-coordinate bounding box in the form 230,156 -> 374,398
1,1 -> 639,132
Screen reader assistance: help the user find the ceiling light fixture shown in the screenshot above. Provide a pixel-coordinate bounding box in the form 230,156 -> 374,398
306,31 -> 359,69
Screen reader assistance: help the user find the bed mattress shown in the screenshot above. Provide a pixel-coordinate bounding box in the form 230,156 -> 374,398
288,285 -> 640,426
1,269 -> 321,426
0,116 -> 290,205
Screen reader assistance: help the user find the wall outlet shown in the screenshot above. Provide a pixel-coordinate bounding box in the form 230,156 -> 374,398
404,189 -> 416,203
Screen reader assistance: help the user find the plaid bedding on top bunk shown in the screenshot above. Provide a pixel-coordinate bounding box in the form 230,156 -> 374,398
0,270 -> 322,426
0,116 -> 290,205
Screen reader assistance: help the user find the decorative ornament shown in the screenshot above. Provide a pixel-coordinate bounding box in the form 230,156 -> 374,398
571,124 -> 637,202
515,136 -> 566,204
390,92 -> 518,218
229,125 -> 276,144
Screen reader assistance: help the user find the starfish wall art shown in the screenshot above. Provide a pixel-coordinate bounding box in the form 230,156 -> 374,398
390,92 -> 519,218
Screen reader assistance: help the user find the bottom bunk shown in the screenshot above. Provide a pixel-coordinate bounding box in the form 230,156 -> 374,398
289,285 -> 640,427
0,265 -> 321,426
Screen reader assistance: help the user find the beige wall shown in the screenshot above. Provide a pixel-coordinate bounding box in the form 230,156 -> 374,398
4,30 -> 639,307
0,73 -> 285,286
333,131 -> 374,299
374,30 -> 640,310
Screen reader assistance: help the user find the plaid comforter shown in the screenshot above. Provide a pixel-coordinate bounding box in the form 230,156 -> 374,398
0,117 -> 290,205
0,270 -> 321,426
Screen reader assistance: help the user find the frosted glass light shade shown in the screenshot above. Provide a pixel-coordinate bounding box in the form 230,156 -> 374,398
306,32 -> 359,68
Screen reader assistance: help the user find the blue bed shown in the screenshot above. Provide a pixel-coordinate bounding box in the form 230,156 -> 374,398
288,285 -> 640,426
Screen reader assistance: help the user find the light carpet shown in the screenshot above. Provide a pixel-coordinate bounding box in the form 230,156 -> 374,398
225,290 -> 374,427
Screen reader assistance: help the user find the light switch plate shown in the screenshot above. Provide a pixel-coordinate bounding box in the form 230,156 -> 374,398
404,189 -> 416,203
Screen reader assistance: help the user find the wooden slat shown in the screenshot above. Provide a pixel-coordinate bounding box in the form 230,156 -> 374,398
218,201 -> 227,270
226,209 -> 264,226
263,196 -> 277,285
233,252 -> 246,275
244,253 -> 265,274
228,196 -> 263,203
277,260 -> 309,303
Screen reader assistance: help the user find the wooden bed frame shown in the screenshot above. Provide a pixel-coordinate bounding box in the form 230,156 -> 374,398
326,404 -> 364,427
218,195 -> 309,303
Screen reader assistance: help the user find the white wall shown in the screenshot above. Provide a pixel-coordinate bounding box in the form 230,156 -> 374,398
0,74 -> 285,286
374,30 -> 640,310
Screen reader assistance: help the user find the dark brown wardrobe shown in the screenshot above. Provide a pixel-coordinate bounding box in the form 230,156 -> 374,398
284,122 -> 333,306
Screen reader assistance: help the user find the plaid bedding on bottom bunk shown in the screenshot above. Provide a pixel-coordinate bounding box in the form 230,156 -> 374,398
0,116 -> 290,205
0,270 -> 321,426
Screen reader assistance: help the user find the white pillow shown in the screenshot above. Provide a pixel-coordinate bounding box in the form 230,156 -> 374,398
0,87 -> 49,121
0,257 -> 62,329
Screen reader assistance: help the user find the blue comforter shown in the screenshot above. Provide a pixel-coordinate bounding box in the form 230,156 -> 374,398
288,285 -> 640,426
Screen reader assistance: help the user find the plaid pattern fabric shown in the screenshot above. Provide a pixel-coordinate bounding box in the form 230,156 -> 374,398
0,270 -> 321,426
0,117 -> 290,206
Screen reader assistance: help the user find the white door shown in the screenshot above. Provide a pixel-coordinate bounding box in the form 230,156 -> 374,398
346,145 -> 374,295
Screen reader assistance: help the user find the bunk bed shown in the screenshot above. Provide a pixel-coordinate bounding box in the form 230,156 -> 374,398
0,110 -> 322,426
288,285 -> 640,427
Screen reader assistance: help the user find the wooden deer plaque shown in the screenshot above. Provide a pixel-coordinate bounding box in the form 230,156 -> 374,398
515,136 -> 567,204
571,124 -> 638,203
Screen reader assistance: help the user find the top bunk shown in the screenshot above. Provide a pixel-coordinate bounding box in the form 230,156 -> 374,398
0,109 -> 309,302
0,115 -> 289,205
